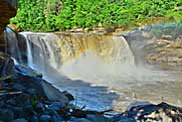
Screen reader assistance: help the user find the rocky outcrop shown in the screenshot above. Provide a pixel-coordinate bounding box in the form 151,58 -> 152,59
0,52 -> 72,101
0,52 -> 15,78
146,38 -> 182,70
0,0 -> 17,51
0,52 -> 75,121
118,102 -> 182,122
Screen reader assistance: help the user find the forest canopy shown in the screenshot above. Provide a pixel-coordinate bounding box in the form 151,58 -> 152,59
10,0 -> 182,32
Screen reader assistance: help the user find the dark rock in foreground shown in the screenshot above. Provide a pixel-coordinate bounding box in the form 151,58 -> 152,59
119,102 -> 182,122
0,52 -> 182,122
0,52 -> 73,121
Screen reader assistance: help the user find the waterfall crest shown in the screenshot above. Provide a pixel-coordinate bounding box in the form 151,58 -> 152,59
6,31 -> 137,81
4,27 -> 22,63
5,27 -> 179,83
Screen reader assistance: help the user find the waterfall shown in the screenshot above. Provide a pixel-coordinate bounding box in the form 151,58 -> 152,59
5,29 -> 176,83
4,27 -> 23,63
5,24 -> 180,84
9,32 -> 136,81
19,32 -> 62,75
20,32 -> 33,67
5,23 -> 182,111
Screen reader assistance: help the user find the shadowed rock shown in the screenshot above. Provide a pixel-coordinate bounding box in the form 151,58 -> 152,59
0,0 -> 17,51
118,102 -> 182,122
0,52 -> 15,78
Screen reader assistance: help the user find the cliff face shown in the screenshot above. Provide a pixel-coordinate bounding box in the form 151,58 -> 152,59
0,0 -> 17,51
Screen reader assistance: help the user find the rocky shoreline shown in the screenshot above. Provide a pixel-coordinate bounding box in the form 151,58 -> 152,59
0,52 -> 181,122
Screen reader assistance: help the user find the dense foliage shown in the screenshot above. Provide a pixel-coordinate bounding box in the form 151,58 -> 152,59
10,0 -> 182,32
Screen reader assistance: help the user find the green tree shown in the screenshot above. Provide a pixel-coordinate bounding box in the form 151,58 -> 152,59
10,0 -> 182,32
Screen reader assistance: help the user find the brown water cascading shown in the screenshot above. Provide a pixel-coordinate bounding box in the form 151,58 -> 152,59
17,32 -> 135,81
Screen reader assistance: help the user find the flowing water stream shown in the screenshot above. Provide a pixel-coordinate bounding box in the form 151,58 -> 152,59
5,23 -> 182,111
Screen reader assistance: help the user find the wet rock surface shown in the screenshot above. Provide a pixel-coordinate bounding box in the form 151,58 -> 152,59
121,102 -> 182,122
0,52 -> 15,77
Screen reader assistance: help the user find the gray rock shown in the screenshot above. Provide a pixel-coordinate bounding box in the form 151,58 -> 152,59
118,102 -> 182,122
0,52 -> 15,78
15,65 -> 46,98
70,117 -> 92,122
50,111 -> 64,122
12,83 -> 26,91
41,80 -> 69,103
86,114 -> 111,122
17,76 -> 46,98
6,98 -> 17,106
0,101 -> 5,107
11,118 -> 28,122
14,93 -> 31,106
62,91 -> 74,101
117,118 -> 135,122
15,65 -> 42,78
23,105 -> 34,116
51,115 -> 64,122
30,116 -> 39,122
12,107 -> 23,118
26,88 -> 37,95
36,103 -> 45,113
39,114 -> 51,122
47,101 -> 64,111
0,109 -> 14,121
103,112 -> 122,122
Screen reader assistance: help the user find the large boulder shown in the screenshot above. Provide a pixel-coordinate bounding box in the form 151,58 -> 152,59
0,0 -> 17,33
0,52 -> 15,78
14,64 -> 72,103
0,0 -> 17,51
118,102 -> 182,122
0,51 -> 72,104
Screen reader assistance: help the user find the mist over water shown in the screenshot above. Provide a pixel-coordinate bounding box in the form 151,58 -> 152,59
5,23 -> 182,111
